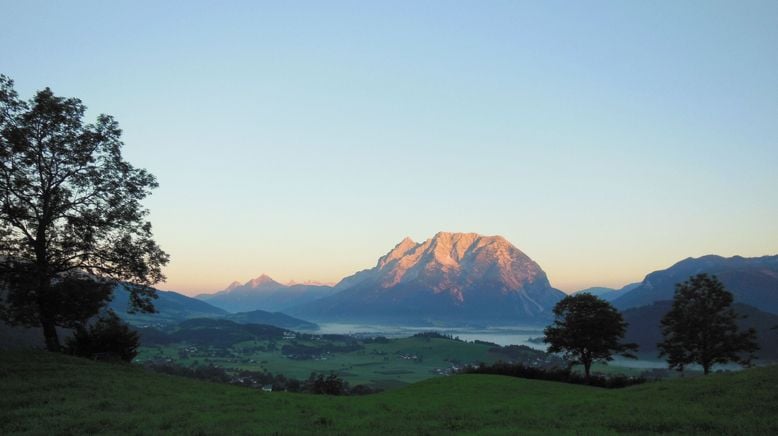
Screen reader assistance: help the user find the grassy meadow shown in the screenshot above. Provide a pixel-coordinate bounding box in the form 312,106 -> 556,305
2,350 -> 776,435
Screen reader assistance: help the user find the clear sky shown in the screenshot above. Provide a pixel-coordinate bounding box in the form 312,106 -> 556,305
2,1 -> 777,295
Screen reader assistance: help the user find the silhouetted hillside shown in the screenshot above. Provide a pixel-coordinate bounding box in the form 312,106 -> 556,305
108,285 -> 227,326
613,255 -> 778,313
622,301 -> 778,360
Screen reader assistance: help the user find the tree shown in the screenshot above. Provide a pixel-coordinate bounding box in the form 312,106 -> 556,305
543,293 -> 637,381
0,75 -> 168,351
64,310 -> 140,362
658,273 -> 758,375
308,372 -> 348,395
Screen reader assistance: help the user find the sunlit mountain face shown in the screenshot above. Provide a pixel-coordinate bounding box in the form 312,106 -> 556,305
289,232 -> 565,326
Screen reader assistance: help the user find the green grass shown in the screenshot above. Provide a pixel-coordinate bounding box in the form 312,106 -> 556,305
2,350 -> 777,435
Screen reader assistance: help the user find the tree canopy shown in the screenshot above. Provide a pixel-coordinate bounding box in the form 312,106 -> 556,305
658,273 -> 758,374
0,75 -> 168,350
544,293 -> 637,381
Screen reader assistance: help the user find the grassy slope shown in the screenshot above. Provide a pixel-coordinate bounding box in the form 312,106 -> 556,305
2,351 -> 777,435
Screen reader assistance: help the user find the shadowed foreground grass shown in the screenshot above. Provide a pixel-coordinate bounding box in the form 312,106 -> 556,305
1,351 -> 776,435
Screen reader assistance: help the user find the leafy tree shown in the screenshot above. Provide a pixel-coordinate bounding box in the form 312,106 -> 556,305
658,273 -> 758,375
0,75 -> 168,351
64,310 -> 140,362
544,294 -> 637,381
308,372 -> 348,395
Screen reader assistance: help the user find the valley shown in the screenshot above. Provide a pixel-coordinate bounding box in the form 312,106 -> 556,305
133,319 -> 561,390
104,239 -> 778,389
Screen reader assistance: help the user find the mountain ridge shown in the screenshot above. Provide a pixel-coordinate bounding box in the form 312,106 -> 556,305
612,254 -> 778,312
197,274 -> 337,313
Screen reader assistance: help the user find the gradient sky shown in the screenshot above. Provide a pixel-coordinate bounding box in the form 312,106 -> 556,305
2,1 -> 777,295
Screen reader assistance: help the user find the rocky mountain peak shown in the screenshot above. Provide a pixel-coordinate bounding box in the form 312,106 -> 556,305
293,231 -> 565,324
377,236 -> 418,268
246,274 -> 280,288
356,232 -> 548,292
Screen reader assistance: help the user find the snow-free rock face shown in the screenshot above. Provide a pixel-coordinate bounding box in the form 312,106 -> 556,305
290,232 -> 565,325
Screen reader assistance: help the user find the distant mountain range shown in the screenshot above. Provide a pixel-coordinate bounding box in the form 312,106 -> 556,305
194,236 -> 778,327
572,283 -> 640,302
611,255 -> 778,313
101,251 -> 778,360
196,275 -> 338,313
288,232 -> 565,325
3,237 -> 778,355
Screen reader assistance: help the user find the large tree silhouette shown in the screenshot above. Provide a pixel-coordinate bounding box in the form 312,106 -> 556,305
544,293 -> 637,381
0,75 -> 168,351
658,273 -> 758,374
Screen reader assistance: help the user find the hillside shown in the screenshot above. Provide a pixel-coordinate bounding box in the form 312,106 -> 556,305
612,255 -> 778,312
108,285 -> 227,326
622,301 -> 778,360
224,309 -> 318,330
1,351 -> 777,434
292,232 -> 565,325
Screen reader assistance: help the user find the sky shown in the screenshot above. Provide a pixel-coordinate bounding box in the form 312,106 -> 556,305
2,1 -> 777,295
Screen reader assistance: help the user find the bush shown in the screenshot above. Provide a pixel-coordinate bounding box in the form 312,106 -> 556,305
65,311 -> 140,362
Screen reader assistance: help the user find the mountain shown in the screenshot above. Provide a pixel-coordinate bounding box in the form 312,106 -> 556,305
572,283 -> 640,302
224,309 -> 318,331
196,274 -> 338,313
612,255 -> 778,313
108,285 -> 227,326
290,232 -> 566,325
622,301 -> 778,361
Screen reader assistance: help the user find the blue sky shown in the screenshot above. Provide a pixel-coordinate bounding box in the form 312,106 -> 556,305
2,1 -> 777,293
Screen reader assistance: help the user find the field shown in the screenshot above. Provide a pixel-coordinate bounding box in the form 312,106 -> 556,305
133,320 -> 559,389
2,350 -> 777,434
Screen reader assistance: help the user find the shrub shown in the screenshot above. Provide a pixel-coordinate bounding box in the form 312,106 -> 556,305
65,311 -> 140,362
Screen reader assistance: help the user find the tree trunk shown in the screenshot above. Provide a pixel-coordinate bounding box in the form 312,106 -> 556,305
703,363 -> 710,375
583,360 -> 592,383
36,265 -> 60,351
40,316 -> 60,351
